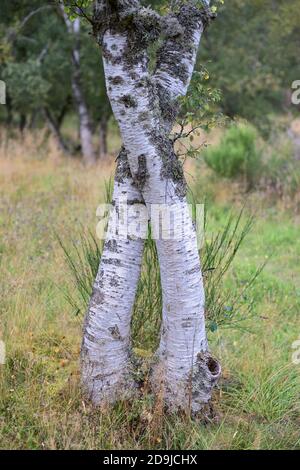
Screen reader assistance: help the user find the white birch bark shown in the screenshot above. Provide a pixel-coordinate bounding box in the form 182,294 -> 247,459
82,0 -> 221,414
81,149 -> 146,403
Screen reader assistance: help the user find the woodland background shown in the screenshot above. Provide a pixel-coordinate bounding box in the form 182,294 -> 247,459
0,0 -> 300,449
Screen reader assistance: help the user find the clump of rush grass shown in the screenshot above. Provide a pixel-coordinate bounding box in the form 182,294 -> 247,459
59,182 -> 263,354
202,208 -> 265,334
225,363 -> 300,424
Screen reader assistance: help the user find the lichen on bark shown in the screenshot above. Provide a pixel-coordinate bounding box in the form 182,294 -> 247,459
131,154 -> 148,190
115,147 -> 132,183
147,130 -> 187,198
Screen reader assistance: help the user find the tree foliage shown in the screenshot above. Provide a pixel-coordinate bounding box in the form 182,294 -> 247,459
201,0 -> 300,134
203,123 -> 262,186
0,0 -> 111,153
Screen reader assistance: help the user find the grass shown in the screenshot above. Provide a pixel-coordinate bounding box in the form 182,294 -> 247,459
60,198 -> 262,350
0,131 -> 299,449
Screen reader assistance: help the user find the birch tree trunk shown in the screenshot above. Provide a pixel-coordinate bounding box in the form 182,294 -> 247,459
81,149 -> 146,403
82,0 -> 221,415
60,7 -> 96,165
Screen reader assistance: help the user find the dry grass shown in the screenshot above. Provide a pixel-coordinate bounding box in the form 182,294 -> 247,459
0,130 -> 299,449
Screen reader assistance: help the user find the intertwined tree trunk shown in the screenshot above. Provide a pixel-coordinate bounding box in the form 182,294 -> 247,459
81,0 -> 221,415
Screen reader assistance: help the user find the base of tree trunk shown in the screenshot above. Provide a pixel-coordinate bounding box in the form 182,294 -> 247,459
150,352 -> 221,416
81,350 -> 220,417
81,357 -> 139,406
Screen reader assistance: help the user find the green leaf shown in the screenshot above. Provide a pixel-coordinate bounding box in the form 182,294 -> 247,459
209,321 -> 218,333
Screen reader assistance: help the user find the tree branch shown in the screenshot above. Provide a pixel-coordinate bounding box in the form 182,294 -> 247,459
153,1 -> 214,102
7,5 -> 54,43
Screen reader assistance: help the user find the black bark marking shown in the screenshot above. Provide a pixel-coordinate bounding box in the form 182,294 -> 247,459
127,198 -> 143,205
110,277 -> 119,287
133,154 -> 149,190
108,324 -> 122,340
90,287 -> 104,306
105,239 -> 118,252
120,94 -> 138,108
102,258 -> 121,266
138,111 -> 150,121
115,148 -> 132,183
186,265 -> 201,276
157,84 -> 179,124
101,43 -> 122,66
148,131 -> 187,198
108,75 -> 124,85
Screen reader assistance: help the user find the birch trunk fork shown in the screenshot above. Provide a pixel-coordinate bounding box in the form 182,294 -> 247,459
81,0 -> 221,414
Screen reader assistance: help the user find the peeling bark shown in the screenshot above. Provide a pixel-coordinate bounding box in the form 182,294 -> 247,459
82,0 -> 221,414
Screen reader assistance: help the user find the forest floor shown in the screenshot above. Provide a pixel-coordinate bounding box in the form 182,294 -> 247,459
0,132 -> 300,450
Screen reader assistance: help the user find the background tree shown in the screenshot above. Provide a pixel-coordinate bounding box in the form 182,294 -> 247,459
80,27 -> 112,160
59,5 -> 96,164
0,0 -> 111,161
